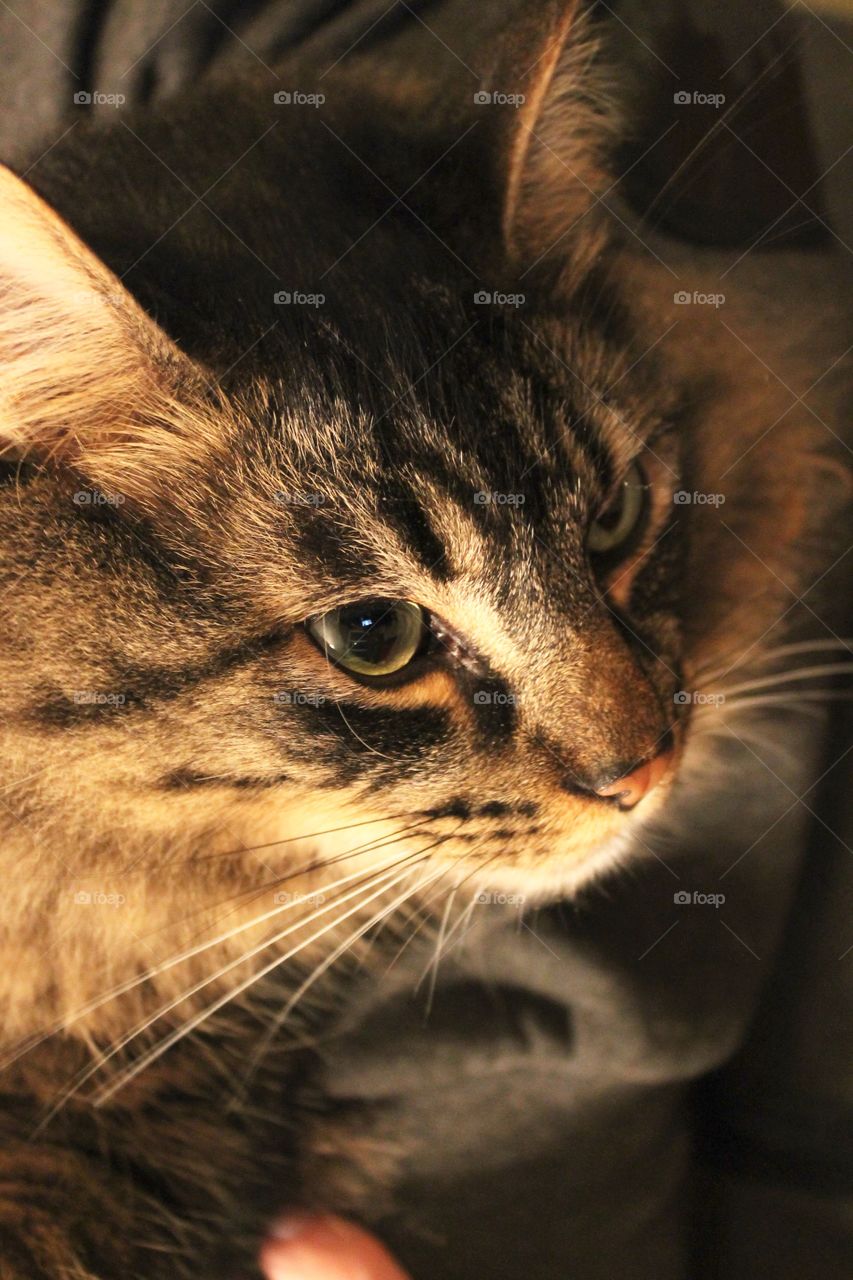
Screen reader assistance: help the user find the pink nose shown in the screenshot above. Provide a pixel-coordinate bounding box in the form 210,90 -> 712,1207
595,748 -> 674,810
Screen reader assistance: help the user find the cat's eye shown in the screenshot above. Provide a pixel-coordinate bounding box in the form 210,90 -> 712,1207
587,461 -> 649,555
306,599 -> 428,678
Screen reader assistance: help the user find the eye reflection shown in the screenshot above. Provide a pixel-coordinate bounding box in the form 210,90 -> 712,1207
306,599 -> 427,678
587,461 -> 649,555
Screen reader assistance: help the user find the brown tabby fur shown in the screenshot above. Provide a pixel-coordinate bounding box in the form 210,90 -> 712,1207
0,2 -> 847,1276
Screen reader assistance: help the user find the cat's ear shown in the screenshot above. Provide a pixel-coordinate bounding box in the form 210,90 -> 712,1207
337,1 -> 616,280
488,0 -> 826,256
0,165 -> 219,509
368,0 -> 826,269
483,0 -> 619,274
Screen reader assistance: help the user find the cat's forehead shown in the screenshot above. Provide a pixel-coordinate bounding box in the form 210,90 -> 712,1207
246,301 -> 633,488
255,341 -> 593,518
205,341 -> 619,622
133,271 -> 670,624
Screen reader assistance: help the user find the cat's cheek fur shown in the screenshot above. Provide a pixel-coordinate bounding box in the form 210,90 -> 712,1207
0,0 -> 846,1274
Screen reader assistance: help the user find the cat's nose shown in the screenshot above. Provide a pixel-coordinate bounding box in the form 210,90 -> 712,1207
593,746 -> 675,810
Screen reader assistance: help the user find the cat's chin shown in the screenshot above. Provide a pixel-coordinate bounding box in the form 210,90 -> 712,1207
462,786 -> 676,907
464,830 -> 636,907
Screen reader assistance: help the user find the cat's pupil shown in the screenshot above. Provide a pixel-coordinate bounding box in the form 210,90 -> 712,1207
587,461 -> 648,555
597,489 -> 625,532
307,600 -> 427,678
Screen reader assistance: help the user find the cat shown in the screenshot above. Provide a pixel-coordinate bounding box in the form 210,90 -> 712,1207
0,1 -> 848,1276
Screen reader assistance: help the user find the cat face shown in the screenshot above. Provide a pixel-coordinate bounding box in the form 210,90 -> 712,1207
0,179 -> 684,910
0,10 -> 699,936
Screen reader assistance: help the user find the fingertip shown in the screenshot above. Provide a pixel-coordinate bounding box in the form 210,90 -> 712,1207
260,1213 -> 410,1280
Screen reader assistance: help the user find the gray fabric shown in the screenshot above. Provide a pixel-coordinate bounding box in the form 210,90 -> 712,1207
320,707 -> 842,1278
1,2 -> 850,1277
692,701 -> 853,1280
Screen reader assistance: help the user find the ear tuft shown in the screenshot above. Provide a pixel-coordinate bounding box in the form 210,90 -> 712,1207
494,1 -> 620,270
0,165 -> 222,509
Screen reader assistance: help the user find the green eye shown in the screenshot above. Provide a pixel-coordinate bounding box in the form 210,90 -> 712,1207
306,599 -> 428,678
587,462 -> 649,555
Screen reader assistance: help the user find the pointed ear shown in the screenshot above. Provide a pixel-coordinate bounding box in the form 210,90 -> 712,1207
489,0 -> 827,254
348,0 -> 826,271
486,0 -> 619,272
0,165 -> 222,509
341,1 -> 622,280
473,0 -> 826,262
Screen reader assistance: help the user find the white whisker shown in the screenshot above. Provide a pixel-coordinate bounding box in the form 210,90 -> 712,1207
694,638 -> 852,685
3,821 -> 427,1074
34,853 -> 423,1129
712,662 -> 852,700
90,856 -> 431,1108
381,840 -> 498,975
416,847 -> 504,991
155,811 -> 423,870
148,817 -> 437,952
239,853 -> 451,1087
714,691 -> 851,713
422,883 -> 457,1017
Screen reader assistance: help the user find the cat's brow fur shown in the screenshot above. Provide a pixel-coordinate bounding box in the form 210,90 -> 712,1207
0,3 -> 847,1276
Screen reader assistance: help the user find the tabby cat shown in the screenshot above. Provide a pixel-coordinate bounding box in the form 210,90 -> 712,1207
0,1 -> 847,1276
